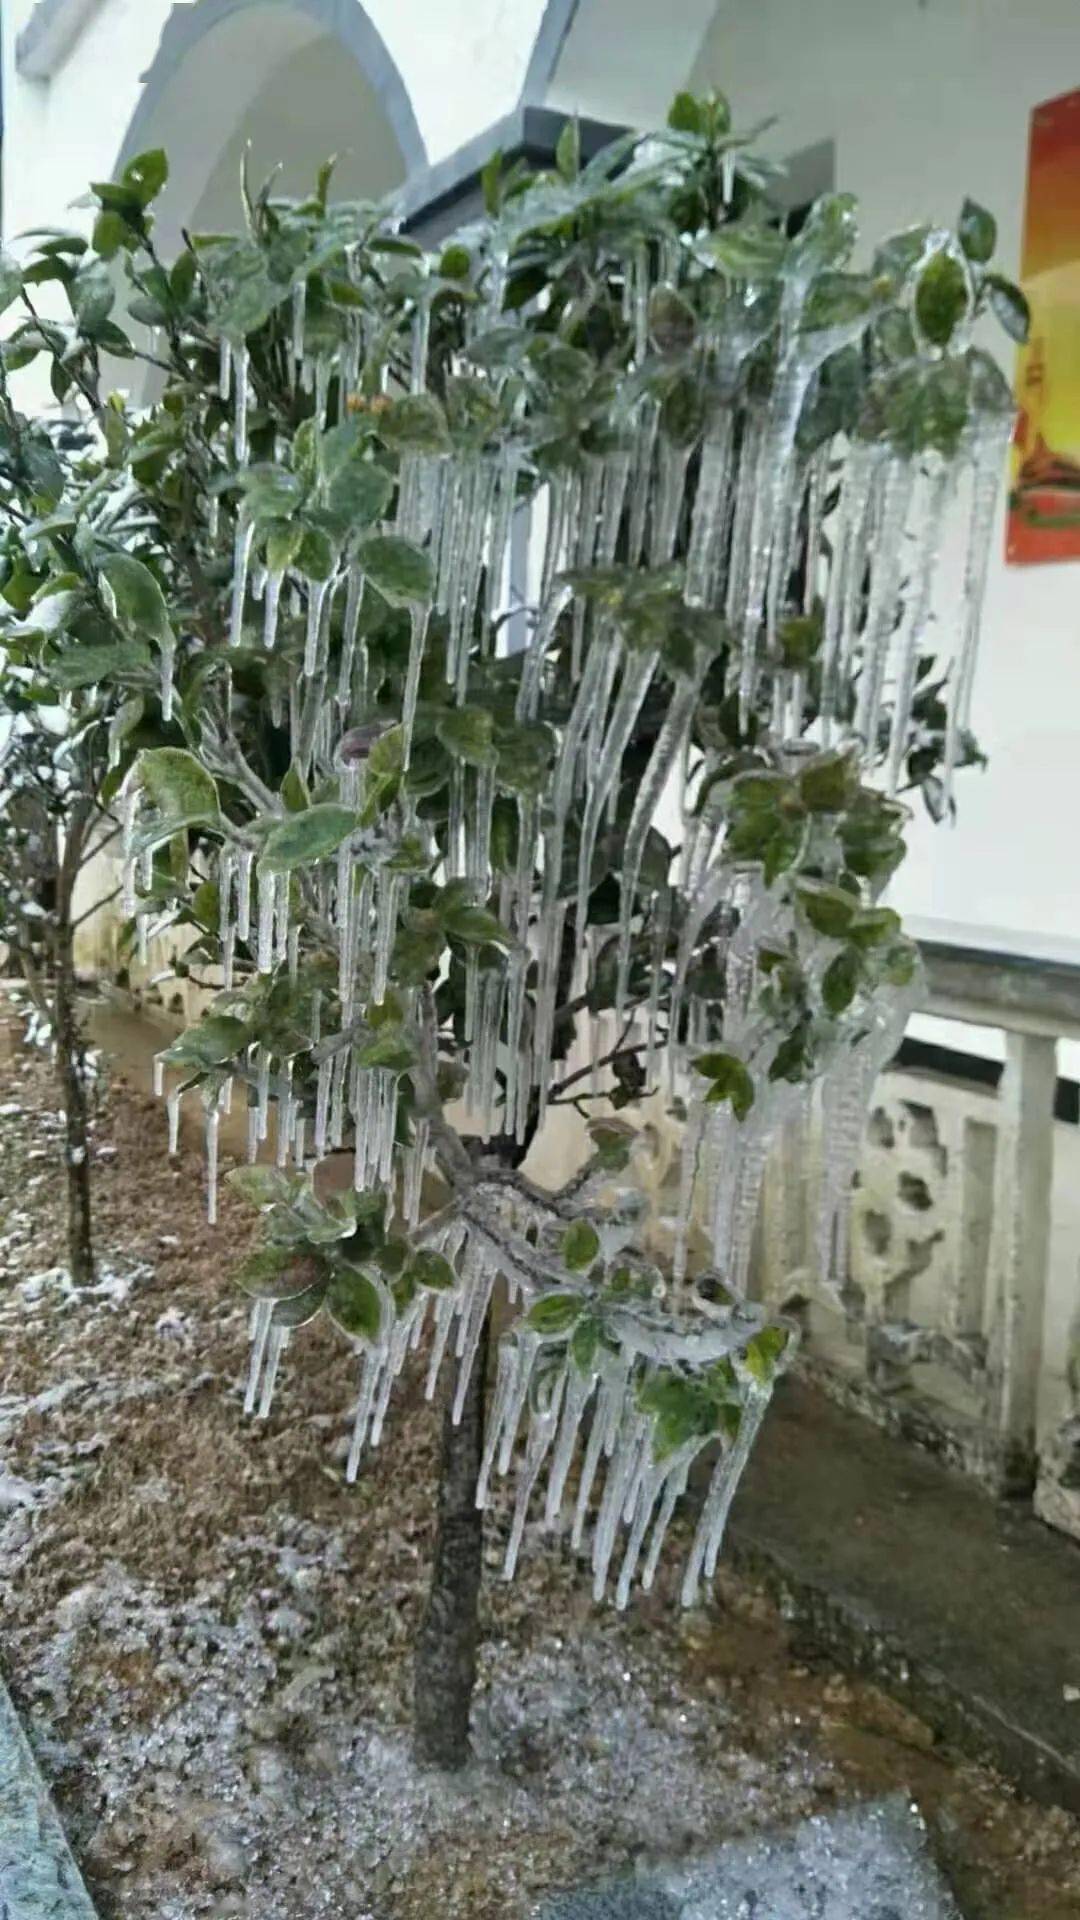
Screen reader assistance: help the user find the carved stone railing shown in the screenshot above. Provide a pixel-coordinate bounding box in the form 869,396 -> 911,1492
756,935 -> 1080,1542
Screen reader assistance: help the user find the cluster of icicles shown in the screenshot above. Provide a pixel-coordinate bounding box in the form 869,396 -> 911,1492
244,1172 -> 780,1609
126,209 -> 1008,1605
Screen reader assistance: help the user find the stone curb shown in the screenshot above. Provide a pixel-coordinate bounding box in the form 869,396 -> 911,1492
0,1676 -> 98,1920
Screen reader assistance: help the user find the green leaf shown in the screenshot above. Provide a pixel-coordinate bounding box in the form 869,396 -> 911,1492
528,1292 -> 585,1335
92,210 -> 130,260
439,243 -> 472,282
378,393 -> 451,454
668,92 -> 705,136
649,285 -> 697,356
744,1323 -> 791,1387
123,149 -> 169,207
914,249 -> 969,349
227,1165 -> 305,1213
985,272 -> 1030,344
797,749 -> 859,812
357,532 -> 433,606
958,196 -> 996,265
693,1052 -> 755,1120
776,609 -> 823,668
0,252 -> 22,317
236,1245 -> 318,1302
356,1027 -> 415,1072
265,522 -> 305,574
408,1250 -> 456,1293
280,763 -> 310,813
849,906 -> 901,950
99,552 -> 173,649
49,640 -> 149,688
260,803 -> 357,873
138,747 -> 220,827
555,117 -> 580,182
164,1012 -> 249,1069
702,220 -> 787,281
71,259 -> 115,329
327,1266 -> 385,1342
562,1219 -> 600,1272
587,1117 -> 636,1172
570,1314 -> 601,1375
297,526 -> 336,583
442,901 -> 512,947
796,880 -> 858,939
436,705 -> 496,767
822,946 -> 861,1014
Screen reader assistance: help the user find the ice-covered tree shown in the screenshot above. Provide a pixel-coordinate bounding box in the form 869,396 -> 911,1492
0,94 -> 1020,1764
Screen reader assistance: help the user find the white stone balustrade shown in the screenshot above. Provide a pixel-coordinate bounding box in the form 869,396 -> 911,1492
756,937 -> 1080,1542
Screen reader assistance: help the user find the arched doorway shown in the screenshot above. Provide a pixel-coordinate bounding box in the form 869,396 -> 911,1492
116,0 -> 426,256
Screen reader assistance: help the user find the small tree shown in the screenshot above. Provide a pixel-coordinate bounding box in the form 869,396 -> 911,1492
0,389 -> 153,1285
1,94 -> 1021,1764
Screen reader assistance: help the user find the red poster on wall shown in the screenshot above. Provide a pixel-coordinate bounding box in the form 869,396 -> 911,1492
1007,87 -> 1080,563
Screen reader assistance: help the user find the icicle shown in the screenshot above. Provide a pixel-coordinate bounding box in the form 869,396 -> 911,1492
233,342 -> 251,466
853,457 -> 915,755
885,459 -> 952,793
291,280 -> 307,367
615,660 -> 703,1017
685,414 -> 733,606
244,1300 -> 273,1415
205,1102 -> 220,1225
313,1055 -> 333,1159
410,300 -> 431,394
257,1323 -> 288,1419
452,1261 -> 495,1425
152,1054 -> 165,1099
503,1370 -> 566,1580
229,513 -> 256,648
304,573 -> 332,678
236,848 -> 254,943
944,412 -> 1012,798
543,1362 -> 596,1527
425,1287 -> 460,1401
477,1341 -> 516,1506
256,869 -> 276,973
218,337 -> 232,403
681,1387 -> 770,1606
166,1086 -> 182,1156
336,565 -> 365,710
263,570 -> 283,651
575,649 -> 658,936
256,1046 -> 272,1141
345,1349 -> 383,1480
401,602 -> 429,767
641,1454 -> 692,1592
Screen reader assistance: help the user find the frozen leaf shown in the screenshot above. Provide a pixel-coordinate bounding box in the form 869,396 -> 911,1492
138,747 -> 220,827
328,1266 -> 384,1342
563,1220 -> 600,1272
694,1053 -> 755,1120
357,532 -> 433,606
260,804 -> 357,873
528,1291 -> 585,1334
958,196 -> 996,264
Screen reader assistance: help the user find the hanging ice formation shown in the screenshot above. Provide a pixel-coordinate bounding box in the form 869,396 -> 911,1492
133,144 -> 1011,1608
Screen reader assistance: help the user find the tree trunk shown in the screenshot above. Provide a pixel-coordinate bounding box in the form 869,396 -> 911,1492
413,1309 -> 489,1769
53,800 -> 95,1288
53,917 -> 95,1287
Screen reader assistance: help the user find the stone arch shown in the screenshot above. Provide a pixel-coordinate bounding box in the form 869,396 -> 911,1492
115,0 -> 426,254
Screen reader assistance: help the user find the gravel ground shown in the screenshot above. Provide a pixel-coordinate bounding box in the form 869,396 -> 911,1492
1,985 -> 1079,1920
